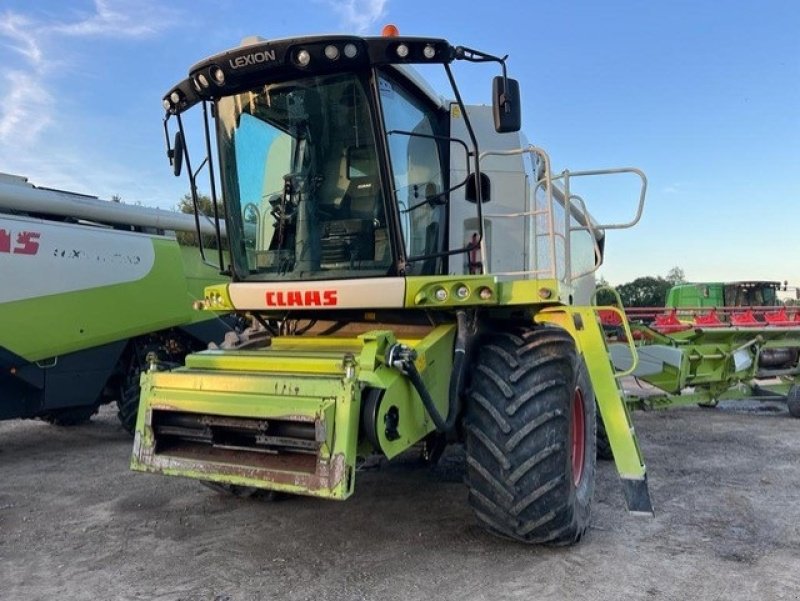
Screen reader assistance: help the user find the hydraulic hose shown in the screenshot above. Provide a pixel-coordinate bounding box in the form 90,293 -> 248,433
386,311 -> 468,434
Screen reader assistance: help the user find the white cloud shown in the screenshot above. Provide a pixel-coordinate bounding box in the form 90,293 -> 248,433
49,0 -> 172,38
0,1 -> 175,161
0,70 -> 52,144
0,12 -> 49,146
324,0 -> 388,34
0,12 -> 43,64
662,182 -> 685,195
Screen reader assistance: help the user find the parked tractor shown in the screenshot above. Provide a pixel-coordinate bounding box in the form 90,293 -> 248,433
0,173 -> 234,432
131,31 -> 652,544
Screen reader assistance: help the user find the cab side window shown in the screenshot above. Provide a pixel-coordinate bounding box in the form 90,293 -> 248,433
378,73 -> 445,274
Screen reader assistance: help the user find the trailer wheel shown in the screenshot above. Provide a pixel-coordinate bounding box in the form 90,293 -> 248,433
465,325 -> 596,545
788,385 -> 800,418
596,409 -> 614,461
40,404 -> 99,426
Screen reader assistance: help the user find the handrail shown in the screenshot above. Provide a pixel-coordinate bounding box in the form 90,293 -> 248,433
591,286 -> 640,378
567,193 -> 603,281
552,167 -> 648,230
476,146 -> 647,288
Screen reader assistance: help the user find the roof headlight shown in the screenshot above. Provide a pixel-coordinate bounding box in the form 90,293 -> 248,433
423,44 -> 436,59
343,43 -> 358,58
162,98 -> 172,110
396,43 -> 409,58
296,49 -> 311,67
324,45 -> 340,60
169,91 -> 181,104
212,66 -> 225,85
198,73 -> 210,88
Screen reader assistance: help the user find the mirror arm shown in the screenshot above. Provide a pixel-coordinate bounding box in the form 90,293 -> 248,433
498,60 -> 509,109
162,115 -> 174,168
175,112 -> 207,263
201,100 -> 225,272
453,45 -> 508,66
454,45 -> 511,108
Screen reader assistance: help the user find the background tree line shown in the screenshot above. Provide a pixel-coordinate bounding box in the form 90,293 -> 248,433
176,192 -> 224,249
597,266 -> 686,307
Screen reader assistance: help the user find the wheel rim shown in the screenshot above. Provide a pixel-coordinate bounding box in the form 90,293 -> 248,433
570,388 -> 586,487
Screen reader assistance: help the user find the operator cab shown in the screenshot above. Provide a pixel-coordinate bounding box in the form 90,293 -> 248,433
161,34 -> 519,282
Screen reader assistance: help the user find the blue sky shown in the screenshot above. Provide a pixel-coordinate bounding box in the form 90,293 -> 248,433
1,0 -> 797,285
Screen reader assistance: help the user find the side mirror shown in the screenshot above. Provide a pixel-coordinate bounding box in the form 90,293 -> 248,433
492,76 -> 521,133
170,131 -> 184,177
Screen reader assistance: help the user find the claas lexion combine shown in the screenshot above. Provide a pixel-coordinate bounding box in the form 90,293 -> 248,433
131,30 -> 652,544
0,174 -> 232,431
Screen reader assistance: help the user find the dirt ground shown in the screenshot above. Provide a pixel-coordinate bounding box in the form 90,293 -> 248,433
2,401 -> 800,601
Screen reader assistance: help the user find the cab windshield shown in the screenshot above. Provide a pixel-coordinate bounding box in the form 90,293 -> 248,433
216,73 -> 391,280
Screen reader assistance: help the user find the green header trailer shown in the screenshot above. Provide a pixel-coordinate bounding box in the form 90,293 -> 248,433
0,174 -> 233,431
131,31 -> 652,545
601,286 -> 800,418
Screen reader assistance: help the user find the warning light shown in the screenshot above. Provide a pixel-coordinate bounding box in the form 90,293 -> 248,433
382,24 -> 400,37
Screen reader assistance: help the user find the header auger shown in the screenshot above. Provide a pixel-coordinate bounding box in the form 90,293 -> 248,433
131,30 -> 651,544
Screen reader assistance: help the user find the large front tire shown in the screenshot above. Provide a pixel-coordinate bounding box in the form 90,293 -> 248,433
465,326 -> 596,545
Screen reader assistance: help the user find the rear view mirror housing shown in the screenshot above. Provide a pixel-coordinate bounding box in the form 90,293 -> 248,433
170,131 -> 184,177
492,76 -> 521,133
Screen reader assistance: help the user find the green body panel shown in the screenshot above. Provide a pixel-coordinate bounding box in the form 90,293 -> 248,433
132,325 -> 456,498
1,240 -> 224,362
358,326 -> 455,459
198,276 -> 567,313
665,283 -> 724,309
666,281 -> 782,309
536,307 -> 647,483
402,275 -> 565,308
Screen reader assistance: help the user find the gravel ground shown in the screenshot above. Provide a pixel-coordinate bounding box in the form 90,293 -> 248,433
1,402 -> 799,601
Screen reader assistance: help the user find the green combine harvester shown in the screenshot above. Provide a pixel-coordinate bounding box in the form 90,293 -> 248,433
131,30 -> 653,544
665,280 -> 789,310
0,173 -> 233,431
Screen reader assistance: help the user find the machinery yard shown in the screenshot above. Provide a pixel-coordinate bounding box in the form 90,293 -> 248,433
2,402 -> 799,601
1,5 -> 798,601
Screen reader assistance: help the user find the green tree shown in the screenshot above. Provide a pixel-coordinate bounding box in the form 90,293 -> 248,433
176,192 -> 223,249
594,275 -> 618,305
616,276 -> 672,307
666,266 -> 686,284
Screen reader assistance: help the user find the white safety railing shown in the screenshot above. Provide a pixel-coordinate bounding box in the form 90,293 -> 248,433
478,146 -> 647,287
